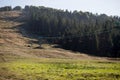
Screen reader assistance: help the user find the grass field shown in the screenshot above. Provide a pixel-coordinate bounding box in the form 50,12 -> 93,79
0,11 -> 120,80
0,58 -> 120,80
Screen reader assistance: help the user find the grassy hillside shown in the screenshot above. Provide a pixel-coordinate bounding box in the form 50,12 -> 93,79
0,11 -> 120,80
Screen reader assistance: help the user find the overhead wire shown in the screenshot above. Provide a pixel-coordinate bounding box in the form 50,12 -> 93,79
38,28 -> 117,39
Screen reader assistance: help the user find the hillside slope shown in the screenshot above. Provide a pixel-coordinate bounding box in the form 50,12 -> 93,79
0,11 -> 119,62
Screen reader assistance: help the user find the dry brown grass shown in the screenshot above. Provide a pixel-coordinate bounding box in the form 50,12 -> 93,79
0,11 -> 119,62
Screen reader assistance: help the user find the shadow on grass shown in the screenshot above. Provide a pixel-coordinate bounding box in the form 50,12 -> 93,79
10,17 -> 120,58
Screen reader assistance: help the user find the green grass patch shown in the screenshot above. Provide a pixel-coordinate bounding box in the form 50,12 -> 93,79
0,58 -> 120,80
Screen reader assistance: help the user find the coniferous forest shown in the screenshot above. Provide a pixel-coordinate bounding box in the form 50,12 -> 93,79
24,6 -> 120,57
1,6 -> 120,57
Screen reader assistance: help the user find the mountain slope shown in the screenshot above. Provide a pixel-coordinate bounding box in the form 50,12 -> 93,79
0,11 -> 119,62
